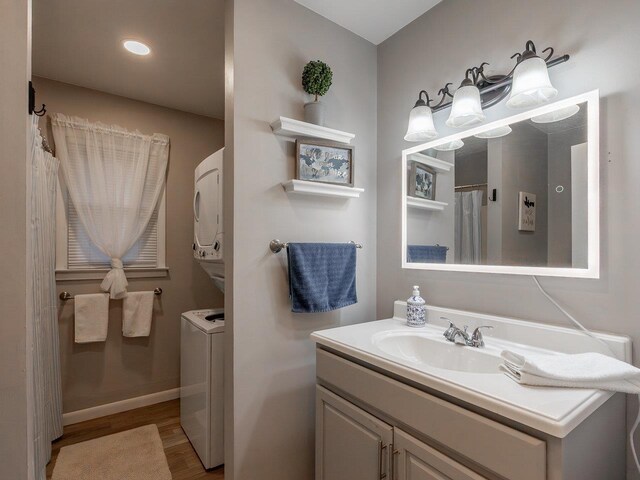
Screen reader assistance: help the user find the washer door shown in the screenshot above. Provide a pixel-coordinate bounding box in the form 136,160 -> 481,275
194,167 -> 220,248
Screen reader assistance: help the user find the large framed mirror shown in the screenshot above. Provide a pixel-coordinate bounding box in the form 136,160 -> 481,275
401,90 -> 599,278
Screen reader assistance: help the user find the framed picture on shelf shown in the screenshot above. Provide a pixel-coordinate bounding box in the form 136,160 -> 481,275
296,140 -> 354,187
518,191 -> 536,231
409,161 -> 437,200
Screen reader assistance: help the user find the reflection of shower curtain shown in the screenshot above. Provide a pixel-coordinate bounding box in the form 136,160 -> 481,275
29,115 -> 63,479
455,190 -> 483,264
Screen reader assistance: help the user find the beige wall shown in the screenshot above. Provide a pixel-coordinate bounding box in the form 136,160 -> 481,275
497,123 -> 549,266
0,0 -> 30,477
227,0 -> 377,478
547,125 -> 587,267
33,77 -> 224,412
377,0 -> 640,476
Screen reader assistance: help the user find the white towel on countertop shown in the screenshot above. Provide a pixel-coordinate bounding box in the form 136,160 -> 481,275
122,291 -> 155,337
500,350 -> 640,394
74,293 -> 109,343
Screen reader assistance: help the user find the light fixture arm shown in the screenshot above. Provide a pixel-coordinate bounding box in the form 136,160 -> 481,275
432,83 -> 454,109
462,63 -> 488,87
411,85 -> 454,111
413,40 -> 569,114
413,90 -> 432,108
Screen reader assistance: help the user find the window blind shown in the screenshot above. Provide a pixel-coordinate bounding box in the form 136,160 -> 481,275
67,200 -> 159,269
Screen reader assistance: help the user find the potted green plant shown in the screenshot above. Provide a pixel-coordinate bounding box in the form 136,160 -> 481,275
302,60 -> 333,126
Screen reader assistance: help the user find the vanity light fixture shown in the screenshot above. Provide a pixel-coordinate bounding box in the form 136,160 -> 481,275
506,41 -> 558,108
531,104 -> 580,124
123,40 -> 151,56
446,69 -> 486,128
404,41 -> 569,142
474,125 -> 512,139
404,90 -> 438,142
433,139 -> 464,151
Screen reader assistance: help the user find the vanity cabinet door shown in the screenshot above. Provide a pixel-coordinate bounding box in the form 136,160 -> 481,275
394,428 -> 487,480
316,386 -> 393,480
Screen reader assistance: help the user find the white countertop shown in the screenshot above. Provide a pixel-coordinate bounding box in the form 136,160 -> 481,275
311,303 -> 632,438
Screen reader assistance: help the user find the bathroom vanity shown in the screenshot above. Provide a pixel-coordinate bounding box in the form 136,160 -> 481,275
312,303 -> 631,480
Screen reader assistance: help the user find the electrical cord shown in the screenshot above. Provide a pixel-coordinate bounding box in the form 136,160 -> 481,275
532,275 -> 615,356
532,276 -> 639,474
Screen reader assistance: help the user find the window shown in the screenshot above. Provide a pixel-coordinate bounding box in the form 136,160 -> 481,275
55,183 -> 167,280
50,114 -> 169,283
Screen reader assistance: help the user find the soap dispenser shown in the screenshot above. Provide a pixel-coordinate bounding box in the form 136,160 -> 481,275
407,285 -> 426,327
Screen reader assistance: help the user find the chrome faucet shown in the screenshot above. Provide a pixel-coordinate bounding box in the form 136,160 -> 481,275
442,318 -> 493,348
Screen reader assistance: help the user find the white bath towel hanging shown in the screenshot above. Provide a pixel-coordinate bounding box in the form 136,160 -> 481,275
122,291 -> 155,337
74,294 -> 110,343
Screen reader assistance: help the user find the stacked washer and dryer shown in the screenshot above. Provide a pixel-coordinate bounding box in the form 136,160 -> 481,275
180,148 -> 225,470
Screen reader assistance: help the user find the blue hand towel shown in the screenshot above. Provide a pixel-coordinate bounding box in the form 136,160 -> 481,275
407,245 -> 447,263
286,243 -> 357,313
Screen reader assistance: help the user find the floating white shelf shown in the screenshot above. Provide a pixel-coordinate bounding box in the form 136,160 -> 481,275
282,180 -> 364,198
407,153 -> 453,173
406,196 -> 448,211
271,117 -> 355,144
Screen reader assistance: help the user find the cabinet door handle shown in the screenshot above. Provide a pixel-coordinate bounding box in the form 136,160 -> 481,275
391,448 -> 399,480
378,442 -> 388,479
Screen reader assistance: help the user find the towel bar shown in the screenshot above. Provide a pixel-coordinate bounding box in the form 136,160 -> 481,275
59,287 -> 163,301
269,239 -> 363,254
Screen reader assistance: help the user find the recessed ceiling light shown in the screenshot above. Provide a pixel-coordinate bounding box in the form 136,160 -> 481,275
123,40 -> 151,56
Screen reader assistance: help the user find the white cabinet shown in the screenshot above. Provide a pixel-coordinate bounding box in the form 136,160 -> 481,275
317,385 -> 487,480
315,347 -> 626,480
316,386 -> 392,480
394,428 -> 486,480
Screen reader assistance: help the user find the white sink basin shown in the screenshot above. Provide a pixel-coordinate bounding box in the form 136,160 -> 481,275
311,303 -> 632,437
372,331 -> 502,374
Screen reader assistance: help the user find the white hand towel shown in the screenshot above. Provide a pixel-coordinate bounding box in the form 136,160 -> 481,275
500,350 -> 640,394
74,293 -> 110,343
122,291 -> 155,337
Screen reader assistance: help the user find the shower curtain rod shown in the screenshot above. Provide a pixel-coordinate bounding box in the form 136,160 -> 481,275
454,182 -> 487,190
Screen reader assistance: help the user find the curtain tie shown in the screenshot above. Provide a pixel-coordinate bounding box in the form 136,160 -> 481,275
110,258 -> 124,269
101,258 -> 128,299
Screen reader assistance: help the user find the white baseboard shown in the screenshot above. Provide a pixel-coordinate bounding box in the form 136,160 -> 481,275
62,387 -> 180,426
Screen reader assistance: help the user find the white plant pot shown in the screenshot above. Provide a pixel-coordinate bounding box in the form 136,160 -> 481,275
304,101 -> 325,126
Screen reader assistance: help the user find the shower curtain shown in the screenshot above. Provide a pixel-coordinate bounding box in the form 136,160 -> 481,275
454,190 -> 483,264
28,115 -> 63,479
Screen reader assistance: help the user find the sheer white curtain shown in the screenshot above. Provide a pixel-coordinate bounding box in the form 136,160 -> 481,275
454,190 -> 483,264
28,115 -> 62,479
51,114 -> 169,298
